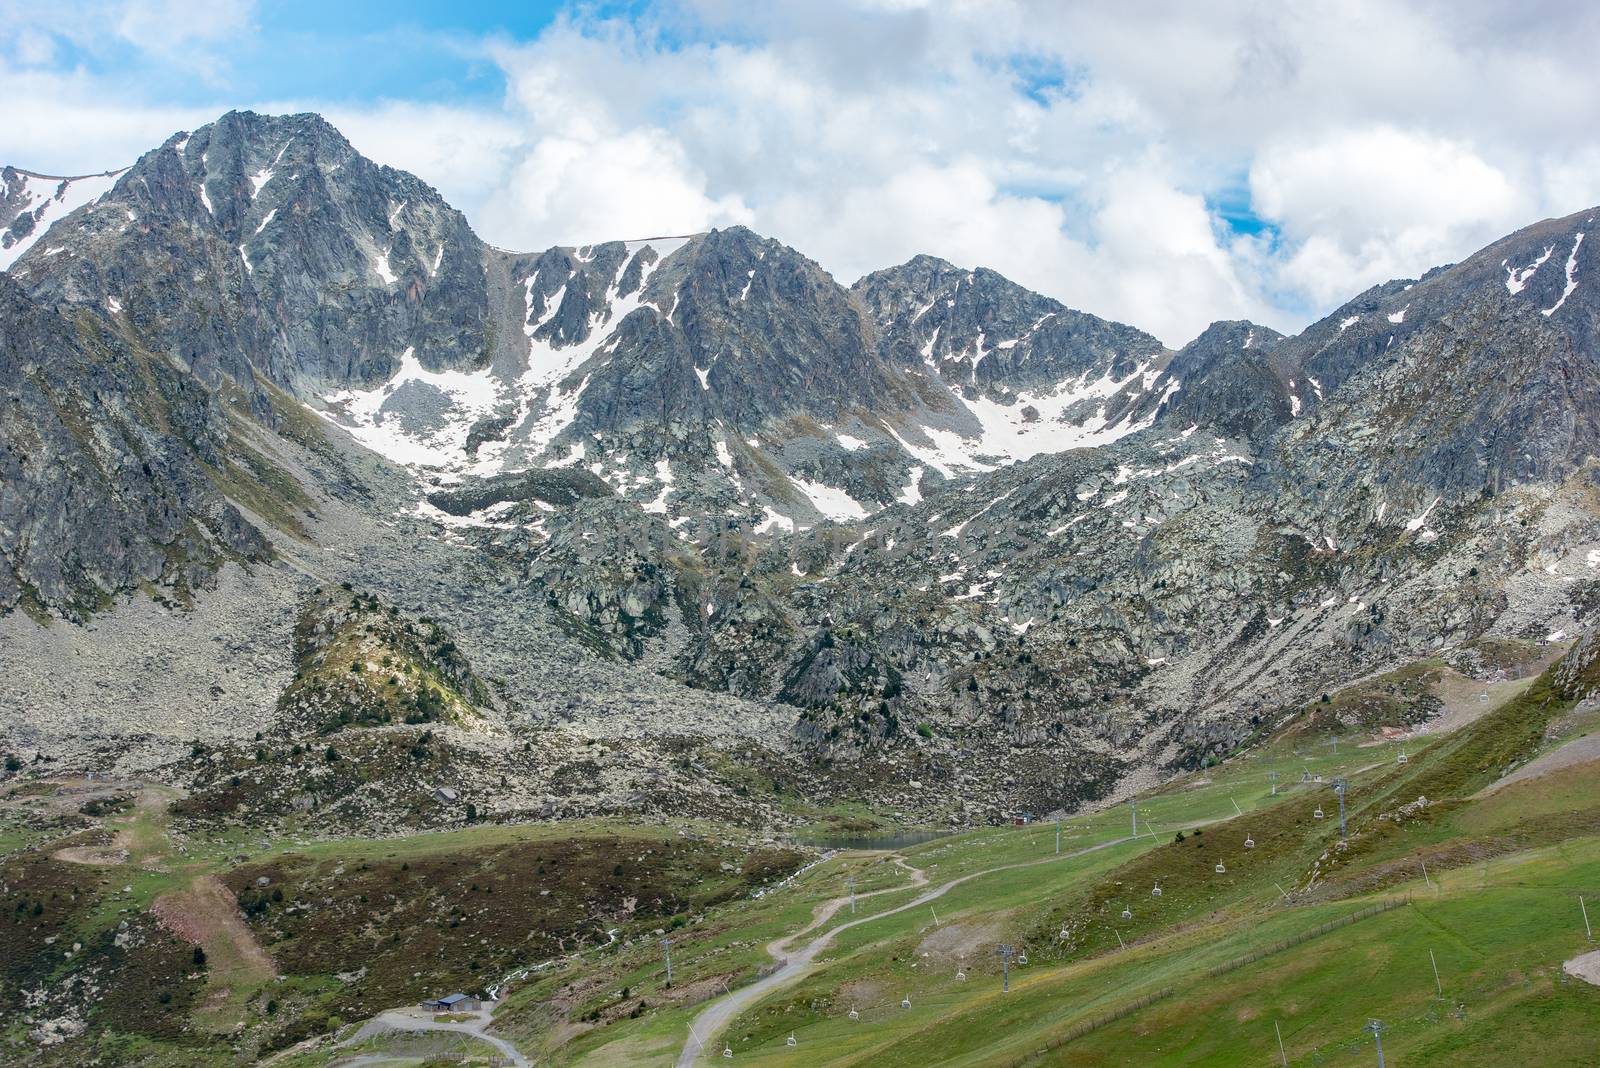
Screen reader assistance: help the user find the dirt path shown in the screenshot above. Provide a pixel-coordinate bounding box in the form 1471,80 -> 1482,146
1478,733 -> 1600,796
51,786 -> 170,867
151,873 -> 276,979
1415,646 -> 1565,738
1564,948 -> 1600,987
337,1005 -> 530,1067
49,782 -> 276,1022
676,834 -> 1138,1067
762,855 -> 931,968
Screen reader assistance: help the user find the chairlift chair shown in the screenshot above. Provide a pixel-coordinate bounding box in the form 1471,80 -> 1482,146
1244,835 -> 1255,849
848,1006 -> 860,1022
1397,752 -> 1409,765
787,1033 -> 797,1048
1121,906 -> 1133,920
1017,953 -> 1028,965
1314,806 -> 1325,819
901,995 -> 911,1009
723,1046 -> 733,1059
1152,882 -> 1163,898
1215,862 -> 1226,873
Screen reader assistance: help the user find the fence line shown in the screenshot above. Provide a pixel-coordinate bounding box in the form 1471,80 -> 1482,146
1001,987 -> 1177,1067
1001,896 -> 1411,1066
1204,895 -> 1410,979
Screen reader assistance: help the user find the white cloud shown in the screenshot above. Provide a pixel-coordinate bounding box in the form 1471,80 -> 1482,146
0,63 -> 215,173
1251,127 -> 1533,305
319,103 -> 527,212
114,0 -> 254,54
455,14 -> 1276,344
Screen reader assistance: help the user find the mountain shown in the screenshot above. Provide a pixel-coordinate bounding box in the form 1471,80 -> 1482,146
0,165 -> 128,270
2,110 -> 1600,832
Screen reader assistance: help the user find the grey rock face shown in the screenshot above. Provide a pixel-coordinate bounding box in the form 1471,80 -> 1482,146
1,166 -> 128,269
1278,206 -> 1600,518
1134,320 -> 1290,442
570,227 -> 907,435
426,468 -> 614,515
854,253 -> 1165,398
10,111 -> 491,398
0,274 -> 271,616
6,109 -> 1600,828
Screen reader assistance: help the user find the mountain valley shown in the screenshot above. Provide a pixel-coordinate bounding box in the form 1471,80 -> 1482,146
2,110 -> 1599,1064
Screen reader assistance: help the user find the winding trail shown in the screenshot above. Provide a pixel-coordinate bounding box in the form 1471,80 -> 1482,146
676,835 -> 1137,1067
339,1006 -> 530,1067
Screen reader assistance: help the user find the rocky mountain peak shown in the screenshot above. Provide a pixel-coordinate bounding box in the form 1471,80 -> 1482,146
7,109 -> 1600,858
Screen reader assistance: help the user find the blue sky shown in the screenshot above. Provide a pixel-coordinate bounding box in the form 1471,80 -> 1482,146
36,1 -> 563,104
3,1 -> 1599,345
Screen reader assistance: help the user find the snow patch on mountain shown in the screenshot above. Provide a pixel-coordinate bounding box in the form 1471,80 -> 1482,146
0,168 -> 126,270
1505,244 -> 1555,294
791,477 -> 869,521
320,348 -> 502,467
1542,233 -> 1585,317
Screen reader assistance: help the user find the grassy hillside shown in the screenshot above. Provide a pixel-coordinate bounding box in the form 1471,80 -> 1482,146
526,643 -> 1600,1067
4,640 -> 1596,1066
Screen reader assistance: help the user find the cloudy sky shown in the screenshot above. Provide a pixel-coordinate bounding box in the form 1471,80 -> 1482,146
3,0 -> 1598,345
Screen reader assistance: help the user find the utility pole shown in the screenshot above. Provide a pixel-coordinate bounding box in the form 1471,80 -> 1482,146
1274,1021 -> 1288,1067
1269,770 -> 1278,797
1334,778 -> 1349,839
661,938 -> 673,985
1582,895 -> 1593,942
1129,798 -> 1138,837
1056,819 -> 1061,854
995,943 -> 1016,992
848,874 -> 856,914
1366,1019 -> 1386,1068
1430,949 -> 1442,995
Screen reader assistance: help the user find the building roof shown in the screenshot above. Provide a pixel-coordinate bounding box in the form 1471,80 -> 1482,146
437,993 -> 472,1005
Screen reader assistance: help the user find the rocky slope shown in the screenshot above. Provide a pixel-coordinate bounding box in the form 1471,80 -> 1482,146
2,110 -> 1598,828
